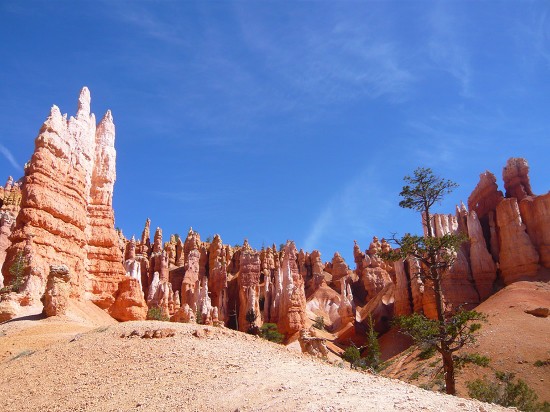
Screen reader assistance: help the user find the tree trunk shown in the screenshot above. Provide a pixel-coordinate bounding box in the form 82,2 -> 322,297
442,347 -> 456,395
424,205 -> 456,395
433,271 -> 445,323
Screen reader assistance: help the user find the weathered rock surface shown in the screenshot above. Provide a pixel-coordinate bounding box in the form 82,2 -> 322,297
278,241 -> 306,336
467,211 -> 496,300
519,193 -> 550,268
1,88 -> 124,316
467,171 -> 504,219
393,259 -> 412,316
497,198 -> 539,283
86,109 -> 125,307
109,277 -> 148,322
329,252 -> 351,292
238,247 -> 261,332
503,157 -> 533,201
43,265 -> 72,317
298,328 -> 329,358
0,213 -> 14,288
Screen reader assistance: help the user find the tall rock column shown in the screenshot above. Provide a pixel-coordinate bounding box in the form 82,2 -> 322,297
393,259 -> 412,316
1,88 -> 125,317
2,89 -> 95,304
208,234 -> 228,323
520,193 -> 550,269
278,241 -> 306,337
467,211 -> 496,300
238,247 -> 261,332
86,109 -> 125,308
0,213 -> 14,288
496,198 -> 539,283
503,158 -> 533,201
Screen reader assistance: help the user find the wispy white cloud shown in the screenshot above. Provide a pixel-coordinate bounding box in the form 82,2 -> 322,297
517,8 -> 550,68
236,7 -> 415,104
303,166 -> 393,257
427,4 -> 472,97
0,144 -> 22,172
304,206 -> 334,252
110,3 -> 187,46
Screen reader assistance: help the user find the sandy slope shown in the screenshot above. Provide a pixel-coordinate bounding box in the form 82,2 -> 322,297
0,317 -> 510,412
382,281 -> 550,402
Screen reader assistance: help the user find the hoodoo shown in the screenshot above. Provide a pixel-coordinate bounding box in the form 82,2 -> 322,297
0,88 -> 124,319
0,89 -> 548,360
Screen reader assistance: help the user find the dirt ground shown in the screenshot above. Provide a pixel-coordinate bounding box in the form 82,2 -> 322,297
0,310 -> 511,412
381,281 -> 550,403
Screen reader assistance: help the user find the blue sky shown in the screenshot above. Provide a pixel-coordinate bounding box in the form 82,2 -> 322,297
1,1 -> 549,264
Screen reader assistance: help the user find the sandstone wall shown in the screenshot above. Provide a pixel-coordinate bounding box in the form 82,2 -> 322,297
1,88 -> 124,311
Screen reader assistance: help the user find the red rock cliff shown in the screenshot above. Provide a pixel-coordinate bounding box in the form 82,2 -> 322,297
1,88 -> 124,313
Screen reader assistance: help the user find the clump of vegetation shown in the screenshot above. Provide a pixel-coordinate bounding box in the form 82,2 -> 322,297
364,314 -> 381,371
455,353 -> 490,368
534,359 -> 550,367
0,251 -> 28,293
196,307 -> 203,325
259,323 -> 284,343
342,344 -> 362,369
380,167 -> 487,395
92,326 -> 109,333
418,346 -> 436,360
245,309 -> 259,334
410,370 -> 421,380
467,371 -> 550,411
147,306 -> 169,321
341,317 -> 382,372
313,316 -> 325,330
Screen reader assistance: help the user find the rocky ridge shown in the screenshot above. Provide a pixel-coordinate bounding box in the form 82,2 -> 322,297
0,89 -> 548,358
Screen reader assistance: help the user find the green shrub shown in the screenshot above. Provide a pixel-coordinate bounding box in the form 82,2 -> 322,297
147,306 -> 169,321
534,359 -> 550,367
410,371 -> 421,380
456,353 -> 490,368
418,346 -> 436,360
342,344 -> 362,369
1,251 -> 28,293
467,371 -> 546,411
259,323 -> 284,343
245,309 -> 258,334
364,314 -> 381,371
313,316 -> 325,330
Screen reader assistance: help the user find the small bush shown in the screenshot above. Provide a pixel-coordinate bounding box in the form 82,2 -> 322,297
534,359 -> 550,367
467,371 -> 545,411
418,346 -> 436,360
410,371 -> 421,380
92,326 -> 109,333
147,306 -> 169,321
313,316 -> 325,330
342,344 -> 362,369
3,251 -> 28,293
259,323 -> 284,343
456,353 -> 490,368
377,358 -> 396,372
245,309 -> 258,334
364,314 -> 381,371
